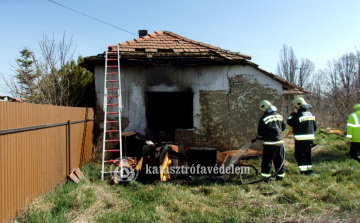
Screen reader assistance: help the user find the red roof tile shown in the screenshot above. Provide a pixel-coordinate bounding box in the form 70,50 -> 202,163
108,30 -> 251,60
84,30 -> 310,94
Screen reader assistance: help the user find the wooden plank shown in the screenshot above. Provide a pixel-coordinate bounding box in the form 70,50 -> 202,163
68,173 -> 80,183
74,168 -> 90,183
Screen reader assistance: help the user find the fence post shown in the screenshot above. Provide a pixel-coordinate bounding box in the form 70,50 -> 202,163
68,120 -> 71,174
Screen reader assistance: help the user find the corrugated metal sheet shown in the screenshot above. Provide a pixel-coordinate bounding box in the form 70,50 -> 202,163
0,102 -> 94,223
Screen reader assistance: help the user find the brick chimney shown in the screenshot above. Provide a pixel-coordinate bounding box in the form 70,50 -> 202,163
138,30 -> 148,38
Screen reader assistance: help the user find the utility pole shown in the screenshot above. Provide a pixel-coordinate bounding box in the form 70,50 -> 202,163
296,67 -> 306,87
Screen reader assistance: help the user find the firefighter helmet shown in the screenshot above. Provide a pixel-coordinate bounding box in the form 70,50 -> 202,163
259,100 -> 272,112
292,98 -> 308,109
353,104 -> 360,111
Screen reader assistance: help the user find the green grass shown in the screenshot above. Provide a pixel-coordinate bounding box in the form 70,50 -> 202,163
14,131 -> 360,222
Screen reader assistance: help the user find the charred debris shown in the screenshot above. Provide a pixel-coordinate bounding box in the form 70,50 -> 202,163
107,131 -> 262,184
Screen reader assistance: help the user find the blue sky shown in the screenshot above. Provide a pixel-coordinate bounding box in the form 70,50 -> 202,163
1,0 -> 360,95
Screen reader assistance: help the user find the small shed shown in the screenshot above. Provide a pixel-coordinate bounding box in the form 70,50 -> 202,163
82,30 -> 309,150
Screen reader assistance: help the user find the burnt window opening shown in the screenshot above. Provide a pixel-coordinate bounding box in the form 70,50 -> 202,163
146,92 -> 193,130
157,49 -> 174,53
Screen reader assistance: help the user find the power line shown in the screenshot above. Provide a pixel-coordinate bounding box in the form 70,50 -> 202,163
48,0 -> 137,36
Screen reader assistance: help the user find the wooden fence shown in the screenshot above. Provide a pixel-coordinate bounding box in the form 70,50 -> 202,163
0,102 -> 94,223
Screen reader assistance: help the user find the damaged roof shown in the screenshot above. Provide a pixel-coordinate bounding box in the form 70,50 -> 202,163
83,30 -> 310,94
83,30 -> 252,68
108,30 -> 251,60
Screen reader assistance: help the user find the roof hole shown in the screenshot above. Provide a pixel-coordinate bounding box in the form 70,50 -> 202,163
158,49 -> 174,53
174,40 -> 179,44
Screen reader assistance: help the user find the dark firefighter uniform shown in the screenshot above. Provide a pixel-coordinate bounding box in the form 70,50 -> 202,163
257,109 -> 286,178
287,107 -> 317,174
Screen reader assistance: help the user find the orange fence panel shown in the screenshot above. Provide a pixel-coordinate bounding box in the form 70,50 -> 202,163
0,102 -> 94,223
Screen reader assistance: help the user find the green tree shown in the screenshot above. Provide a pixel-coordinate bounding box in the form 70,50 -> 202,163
63,56 -> 95,107
1,33 -> 94,107
14,48 -> 39,100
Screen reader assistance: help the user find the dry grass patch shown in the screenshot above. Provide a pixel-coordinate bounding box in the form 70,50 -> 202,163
68,184 -> 130,222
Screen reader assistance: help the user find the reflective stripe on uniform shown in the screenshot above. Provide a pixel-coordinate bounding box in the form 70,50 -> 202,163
294,134 -> 315,140
264,115 -> 283,124
288,116 -> 292,120
277,173 -> 285,178
263,115 -> 283,121
261,173 -> 271,177
347,113 -> 360,142
265,118 -> 283,124
307,165 -> 313,170
298,165 -> 308,171
263,140 -> 284,145
348,113 -> 360,127
352,113 -> 360,125
299,115 -> 315,122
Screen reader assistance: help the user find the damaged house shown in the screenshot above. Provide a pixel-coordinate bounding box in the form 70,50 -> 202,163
82,30 -> 309,151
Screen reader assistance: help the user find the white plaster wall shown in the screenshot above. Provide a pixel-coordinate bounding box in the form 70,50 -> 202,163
94,64 -> 283,135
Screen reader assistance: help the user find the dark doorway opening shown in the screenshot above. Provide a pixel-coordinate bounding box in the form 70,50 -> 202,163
146,92 -> 193,138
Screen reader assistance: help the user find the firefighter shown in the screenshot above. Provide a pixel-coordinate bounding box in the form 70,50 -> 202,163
287,98 -> 317,175
252,100 -> 286,180
346,104 -> 360,163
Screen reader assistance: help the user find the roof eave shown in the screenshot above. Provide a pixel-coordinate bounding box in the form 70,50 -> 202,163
244,61 -> 312,94
81,55 -> 249,71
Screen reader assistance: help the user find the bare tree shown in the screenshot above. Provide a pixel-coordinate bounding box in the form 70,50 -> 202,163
0,33 -> 92,106
277,47 -> 360,128
34,33 -> 76,106
305,70 -> 335,127
276,44 -> 298,84
276,44 -> 315,88
324,51 -> 360,124
298,58 -> 315,88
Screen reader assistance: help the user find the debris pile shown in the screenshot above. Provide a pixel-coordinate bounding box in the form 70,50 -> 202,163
68,168 -> 90,183
105,131 -> 263,183
320,129 -> 344,136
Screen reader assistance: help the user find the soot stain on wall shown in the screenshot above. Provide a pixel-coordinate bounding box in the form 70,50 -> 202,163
179,75 -> 282,151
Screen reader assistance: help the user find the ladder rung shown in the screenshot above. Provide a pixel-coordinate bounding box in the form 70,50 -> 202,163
102,44 -> 122,181
103,171 -> 122,174
105,160 -> 119,163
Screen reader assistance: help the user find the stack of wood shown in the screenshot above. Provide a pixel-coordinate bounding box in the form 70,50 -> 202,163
68,168 -> 90,183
